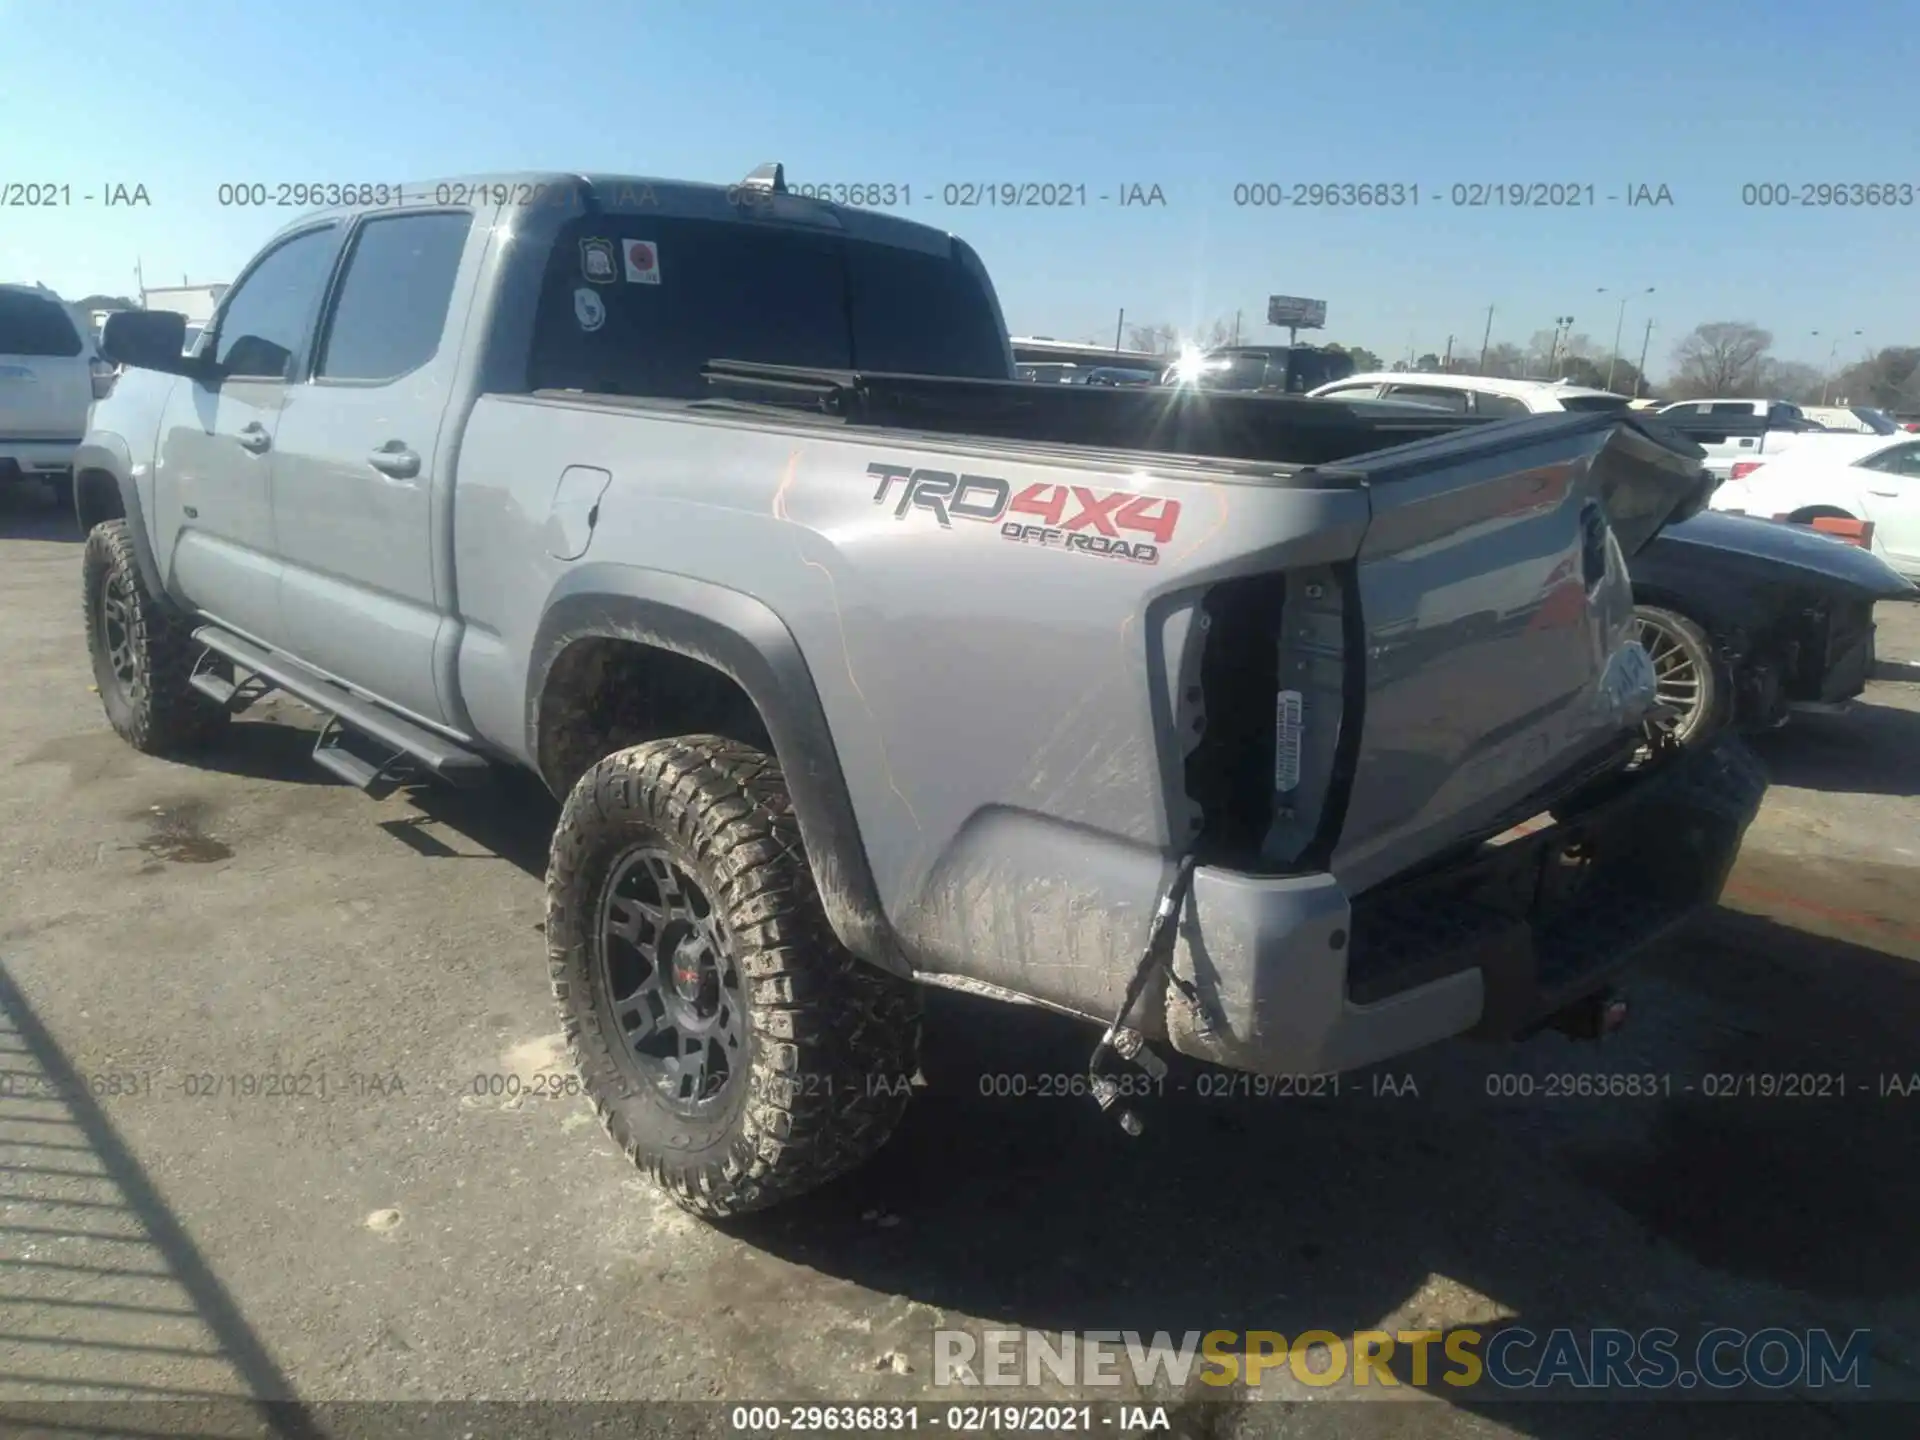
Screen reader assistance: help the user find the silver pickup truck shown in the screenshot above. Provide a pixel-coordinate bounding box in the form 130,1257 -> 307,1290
76,165 -> 1763,1218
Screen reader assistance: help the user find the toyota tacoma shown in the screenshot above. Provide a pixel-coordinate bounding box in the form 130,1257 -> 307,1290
74,164 -> 1763,1217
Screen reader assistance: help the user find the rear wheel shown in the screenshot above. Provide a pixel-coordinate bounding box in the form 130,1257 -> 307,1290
1633,605 -> 1729,748
82,520 -> 230,753
546,735 -> 921,1218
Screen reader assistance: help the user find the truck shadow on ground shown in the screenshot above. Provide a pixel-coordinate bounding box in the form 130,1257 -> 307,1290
0,483 -> 80,543
726,905 -> 1920,1436
374,738 -> 1920,1435
0,965 -> 322,1438
1750,701 -> 1920,798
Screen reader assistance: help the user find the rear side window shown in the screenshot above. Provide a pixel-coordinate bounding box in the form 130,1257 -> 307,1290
316,211 -> 473,382
214,226 -> 341,380
845,240 -> 1009,376
1860,443 -> 1920,477
1556,394 -> 1631,413
1473,391 -> 1531,418
1381,384 -> 1469,412
528,218 -> 1008,398
0,290 -> 82,357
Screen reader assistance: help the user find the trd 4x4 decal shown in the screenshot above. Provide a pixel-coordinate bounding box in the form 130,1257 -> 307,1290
867,462 -> 1181,566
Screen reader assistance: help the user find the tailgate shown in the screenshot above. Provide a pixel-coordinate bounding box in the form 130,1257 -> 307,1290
0,289 -> 91,442
0,354 -> 90,441
1327,412 -> 1710,894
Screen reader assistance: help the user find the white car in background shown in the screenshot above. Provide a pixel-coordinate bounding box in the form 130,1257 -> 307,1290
1308,371 -> 1633,416
0,283 -> 115,506
1710,432 -> 1920,579
1800,404 -> 1902,436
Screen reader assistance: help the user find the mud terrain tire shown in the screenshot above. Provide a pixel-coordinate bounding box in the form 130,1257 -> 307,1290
83,519 -> 230,754
546,735 -> 921,1217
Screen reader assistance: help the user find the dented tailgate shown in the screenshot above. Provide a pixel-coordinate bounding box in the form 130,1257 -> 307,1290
1328,413 -> 1711,895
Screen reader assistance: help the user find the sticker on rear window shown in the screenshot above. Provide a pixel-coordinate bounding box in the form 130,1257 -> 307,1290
623,239 -> 661,285
572,287 -> 605,332
580,238 -> 616,284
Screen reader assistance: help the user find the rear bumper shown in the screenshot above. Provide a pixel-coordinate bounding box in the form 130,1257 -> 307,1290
0,439 -> 81,476
1164,736 -> 1767,1075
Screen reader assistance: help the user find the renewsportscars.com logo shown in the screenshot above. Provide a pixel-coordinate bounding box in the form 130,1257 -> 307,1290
932,1326 -> 1874,1394
868,462 -> 1182,565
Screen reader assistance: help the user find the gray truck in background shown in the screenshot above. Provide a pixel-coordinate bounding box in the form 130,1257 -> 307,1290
77,164 -> 1763,1218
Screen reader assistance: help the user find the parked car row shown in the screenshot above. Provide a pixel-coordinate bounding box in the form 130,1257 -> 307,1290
1302,371 -> 1917,750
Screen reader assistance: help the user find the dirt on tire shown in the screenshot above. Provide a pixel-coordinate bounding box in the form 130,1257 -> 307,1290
82,519 -> 230,755
545,734 -> 921,1218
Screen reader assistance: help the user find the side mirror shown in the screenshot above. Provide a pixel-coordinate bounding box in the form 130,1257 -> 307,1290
100,310 -> 201,377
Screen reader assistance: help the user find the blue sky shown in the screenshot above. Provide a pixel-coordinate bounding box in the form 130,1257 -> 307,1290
3,0 -> 1914,376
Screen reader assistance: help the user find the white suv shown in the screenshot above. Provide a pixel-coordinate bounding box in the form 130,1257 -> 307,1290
1307,371 -> 1633,416
1,283 -> 112,505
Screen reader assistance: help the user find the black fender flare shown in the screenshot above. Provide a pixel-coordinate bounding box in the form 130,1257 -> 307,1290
526,565 -> 907,977
72,435 -> 170,602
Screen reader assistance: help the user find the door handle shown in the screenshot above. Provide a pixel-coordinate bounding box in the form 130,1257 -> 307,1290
1867,488 -> 1898,497
236,422 -> 271,454
367,443 -> 421,480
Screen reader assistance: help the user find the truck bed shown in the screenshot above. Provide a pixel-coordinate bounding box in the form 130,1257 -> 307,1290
698,359 -> 1492,468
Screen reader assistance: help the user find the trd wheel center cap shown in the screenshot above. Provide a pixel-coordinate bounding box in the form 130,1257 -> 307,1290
670,932 -> 716,1009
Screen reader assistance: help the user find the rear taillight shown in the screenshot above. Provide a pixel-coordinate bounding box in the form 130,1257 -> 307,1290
1775,513 -> 1875,549
1730,461 -> 1763,481
89,356 -> 116,400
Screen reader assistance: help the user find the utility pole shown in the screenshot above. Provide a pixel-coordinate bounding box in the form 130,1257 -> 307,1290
1479,303 -> 1494,370
1114,308 -> 1124,352
1443,334 -> 1455,370
1599,286 -> 1654,393
1546,316 -> 1574,378
1635,316 -> 1655,398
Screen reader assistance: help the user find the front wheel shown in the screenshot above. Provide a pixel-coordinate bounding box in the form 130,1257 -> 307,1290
82,519 -> 230,754
546,735 -> 921,1218
1633,605 -> 1730,748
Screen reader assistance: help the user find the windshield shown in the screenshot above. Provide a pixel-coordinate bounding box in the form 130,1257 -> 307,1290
0,289 -> 82,357
1851,407 -> 1900,434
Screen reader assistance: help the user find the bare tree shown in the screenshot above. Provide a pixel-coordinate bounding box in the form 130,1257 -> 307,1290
1667,322 -> 1773,397
1475,342 -> 1526,379
1126,322 -> 1180,356
1190,316 -> 1238,351
1829,346 -> 1920,409
1757,359 -> 1824,405
1523,328 -> 1597,378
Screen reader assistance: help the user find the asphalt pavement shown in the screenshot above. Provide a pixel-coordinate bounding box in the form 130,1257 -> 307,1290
2,484 -> 1917,1439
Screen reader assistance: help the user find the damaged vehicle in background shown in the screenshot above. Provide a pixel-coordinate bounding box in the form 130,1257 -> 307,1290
1306,374 -> 1919,748
1626,511 -> 1914,747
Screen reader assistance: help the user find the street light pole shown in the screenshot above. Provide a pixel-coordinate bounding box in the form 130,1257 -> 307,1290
1635,316 -> 1655,398
1479,303 -> 1494,370
1599,286 -> 1654,393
